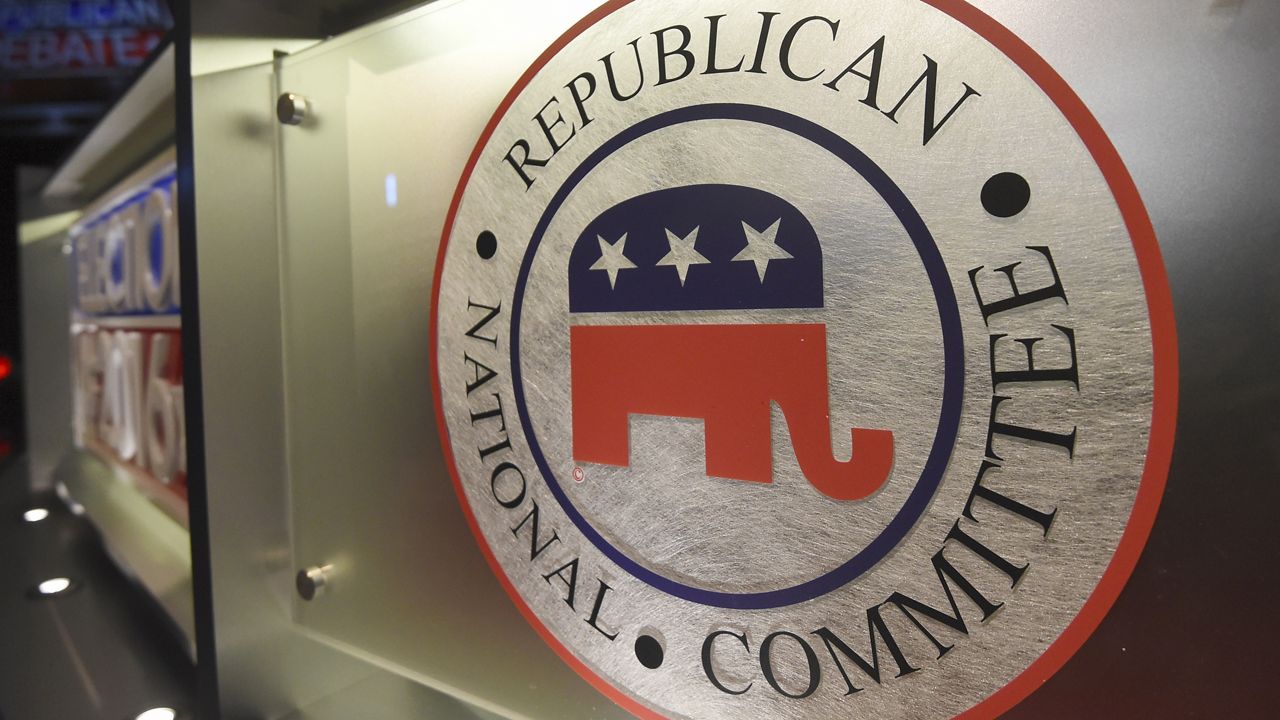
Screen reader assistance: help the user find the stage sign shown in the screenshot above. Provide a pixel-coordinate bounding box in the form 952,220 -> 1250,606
0,0 -> 168,76
431,1 -> 1176,717
70,162 -> 186,515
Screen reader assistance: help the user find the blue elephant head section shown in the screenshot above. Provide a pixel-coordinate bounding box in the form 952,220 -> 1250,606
567,184 -> 823,313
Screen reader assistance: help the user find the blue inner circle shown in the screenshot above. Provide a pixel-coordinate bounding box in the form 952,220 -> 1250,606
509,104 -> 964,610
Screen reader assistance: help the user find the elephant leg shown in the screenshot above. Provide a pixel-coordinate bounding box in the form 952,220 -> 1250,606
704,398 -> 773,483
572,398 -> 631,467
571,328 -> 634,467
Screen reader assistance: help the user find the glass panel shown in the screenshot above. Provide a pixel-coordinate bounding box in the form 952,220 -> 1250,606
274,2 -> 627,716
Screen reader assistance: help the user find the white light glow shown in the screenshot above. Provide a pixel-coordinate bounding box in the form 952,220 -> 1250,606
37,578 -> 73,595
385,173 -> 398,208
135,708 -> 177,720
23,508 -> 50,522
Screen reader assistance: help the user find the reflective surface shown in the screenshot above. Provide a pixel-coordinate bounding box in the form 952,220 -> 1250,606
192,54 -> 385,719
273,1 -> 632,717
0,458 -> 194,719
982,0 -> 1280,715
57,450 -> 195,655
192,42 -> 530,720
204,0 -> 1280,717
18,229 -> 75,493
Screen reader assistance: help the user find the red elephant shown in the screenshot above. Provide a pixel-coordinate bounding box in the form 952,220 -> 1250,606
570,323 -> 894,501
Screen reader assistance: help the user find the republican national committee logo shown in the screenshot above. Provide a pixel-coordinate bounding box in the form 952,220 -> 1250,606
568,182 -> 896,503
431,1 -> 1177,718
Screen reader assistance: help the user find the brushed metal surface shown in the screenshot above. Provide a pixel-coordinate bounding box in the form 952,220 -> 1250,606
220,0 -> 1278,717
972,1 -> 1280,717
435,1 -> 1162,716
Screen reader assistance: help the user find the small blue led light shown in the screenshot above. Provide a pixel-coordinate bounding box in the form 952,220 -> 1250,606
385,173 -> 398,208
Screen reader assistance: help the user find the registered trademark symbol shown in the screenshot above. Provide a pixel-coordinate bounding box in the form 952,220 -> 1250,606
572,467 -> 585,483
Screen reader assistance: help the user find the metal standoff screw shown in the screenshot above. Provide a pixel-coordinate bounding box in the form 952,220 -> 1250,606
277,92 -> 308,125
296,564 -> 332,601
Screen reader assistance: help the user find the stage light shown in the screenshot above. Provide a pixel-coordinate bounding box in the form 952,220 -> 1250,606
36,578 -> 74,595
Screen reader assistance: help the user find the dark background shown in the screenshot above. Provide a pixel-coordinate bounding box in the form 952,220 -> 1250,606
0,0 -> 422,483
0,0 -> 176,462
2,1 -> 1277,718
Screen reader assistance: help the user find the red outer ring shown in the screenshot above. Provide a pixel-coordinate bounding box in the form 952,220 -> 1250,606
429,2 -> 1179,718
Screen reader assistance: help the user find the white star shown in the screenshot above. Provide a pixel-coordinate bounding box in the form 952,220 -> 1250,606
732,219 -> 792,282
589,233 -> 637,289
655,227 -> 710,286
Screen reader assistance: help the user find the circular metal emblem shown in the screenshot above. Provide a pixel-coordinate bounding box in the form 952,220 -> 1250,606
431,2 -> 1177,718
